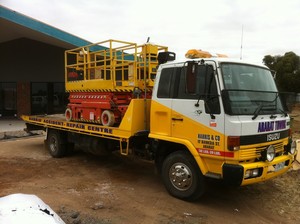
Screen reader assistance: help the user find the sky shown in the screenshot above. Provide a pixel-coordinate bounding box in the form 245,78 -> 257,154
2,0 -> 300,64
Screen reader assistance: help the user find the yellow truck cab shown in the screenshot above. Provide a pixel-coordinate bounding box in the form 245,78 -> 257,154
150,56 -> 296,200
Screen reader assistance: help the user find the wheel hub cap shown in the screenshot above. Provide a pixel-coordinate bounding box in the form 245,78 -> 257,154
50,137 -> 57,152
169,163 -> 192,191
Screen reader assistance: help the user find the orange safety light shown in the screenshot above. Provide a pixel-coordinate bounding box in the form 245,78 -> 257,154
185,49 -> 228,59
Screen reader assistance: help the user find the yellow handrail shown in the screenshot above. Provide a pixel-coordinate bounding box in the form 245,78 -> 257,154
65,39 -> 168,92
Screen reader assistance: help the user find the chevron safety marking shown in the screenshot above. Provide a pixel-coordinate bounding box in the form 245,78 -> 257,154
71,118 -> 102,124
66,88 -> 153,93
66,89 -> 134,93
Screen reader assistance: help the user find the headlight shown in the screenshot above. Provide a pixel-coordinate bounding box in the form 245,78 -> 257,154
290,141 -> 296,155
264,145 -> 275,162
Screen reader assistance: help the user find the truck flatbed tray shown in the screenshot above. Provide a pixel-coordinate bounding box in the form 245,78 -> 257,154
22,114 -> 130,141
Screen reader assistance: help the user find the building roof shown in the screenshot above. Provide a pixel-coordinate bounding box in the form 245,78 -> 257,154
0,5 -> 92,49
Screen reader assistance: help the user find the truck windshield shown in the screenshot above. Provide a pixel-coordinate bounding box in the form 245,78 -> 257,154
220,63 -> 285,116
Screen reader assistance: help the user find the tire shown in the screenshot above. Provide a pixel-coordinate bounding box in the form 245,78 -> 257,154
161,151 -> 206,201
46,130 -> 67,158
101,110 -> 115,126
65,108 -> 72,122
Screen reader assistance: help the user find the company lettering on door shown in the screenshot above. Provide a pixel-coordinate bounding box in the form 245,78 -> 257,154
197,134 -> 221,149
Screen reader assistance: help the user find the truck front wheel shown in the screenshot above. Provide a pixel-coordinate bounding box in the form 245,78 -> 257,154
161,151 -> 206,201
46,130 -> 67,158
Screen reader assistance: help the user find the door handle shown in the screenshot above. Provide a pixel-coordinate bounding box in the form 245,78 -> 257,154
172,117 -> 183,121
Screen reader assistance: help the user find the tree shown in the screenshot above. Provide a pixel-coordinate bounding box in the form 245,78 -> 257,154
263,52 -> 300,93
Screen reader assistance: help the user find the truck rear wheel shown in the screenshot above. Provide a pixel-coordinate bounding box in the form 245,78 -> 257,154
161,151 -> 206,201
46,130 -> 67,158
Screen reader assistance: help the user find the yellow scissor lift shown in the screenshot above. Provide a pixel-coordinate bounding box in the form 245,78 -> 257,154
23,40 -> 168,155
65,39 -> 168,92
64,40 -> 168,126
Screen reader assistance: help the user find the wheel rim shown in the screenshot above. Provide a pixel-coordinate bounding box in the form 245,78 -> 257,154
169,162 -> 193,191
101,110 -> 115,126
66,110 -> 70,120
49,136 -> 58,153
102,114 -> 108,125
65,108 -> 72,121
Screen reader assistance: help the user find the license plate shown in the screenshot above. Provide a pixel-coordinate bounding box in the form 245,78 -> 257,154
274,162 -> 285,171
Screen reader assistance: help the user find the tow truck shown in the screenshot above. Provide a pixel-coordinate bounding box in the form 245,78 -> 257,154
23,40 -> 297,201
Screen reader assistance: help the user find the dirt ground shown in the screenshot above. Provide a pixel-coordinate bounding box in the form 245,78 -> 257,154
1,107 -> 300,224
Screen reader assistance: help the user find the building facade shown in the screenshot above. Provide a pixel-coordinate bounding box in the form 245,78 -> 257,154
0,6 -> 92,117
1,38 -> 66,117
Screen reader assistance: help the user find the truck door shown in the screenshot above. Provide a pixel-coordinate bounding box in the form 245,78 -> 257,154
171,62 -> 225,156
150,66 -> 176,136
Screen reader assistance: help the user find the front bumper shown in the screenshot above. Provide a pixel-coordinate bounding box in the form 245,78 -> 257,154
222,154 -> 295,186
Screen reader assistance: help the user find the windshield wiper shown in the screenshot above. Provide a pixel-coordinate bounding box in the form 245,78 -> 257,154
270,109 -> 288,119
252,104 -> 263,120
253,102 -> 283,120
195,95 -> 218,119
252,92 -> 282,120
279,109 -> 288,117
195,95 -> 206,107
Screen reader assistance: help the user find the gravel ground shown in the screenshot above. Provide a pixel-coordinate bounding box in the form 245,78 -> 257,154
0,105 -> 299,224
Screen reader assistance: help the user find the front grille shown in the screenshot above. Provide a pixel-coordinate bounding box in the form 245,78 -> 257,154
239,142 -> 284,161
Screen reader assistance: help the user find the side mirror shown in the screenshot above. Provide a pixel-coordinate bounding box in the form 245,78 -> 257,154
158,52 -> 176,64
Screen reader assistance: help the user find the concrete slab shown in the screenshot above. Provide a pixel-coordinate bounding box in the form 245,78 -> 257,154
0,118 -> 26,132
0,118 -> 43,140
